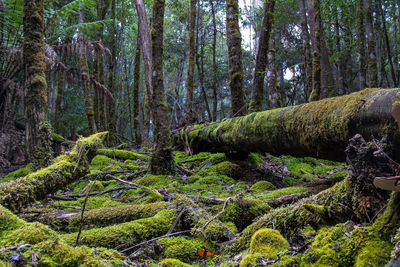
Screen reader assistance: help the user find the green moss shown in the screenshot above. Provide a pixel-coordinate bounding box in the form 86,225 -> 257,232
50,132 -> 65,142
198,161 -> 239,177
261,186 -> 308,200
249,229 -> 289,259
0,222 -> 58,246
240,253 -> 264,267
97,148 -> 149,161
61,209 -> 177,248
31,240 -> 107,266
355,240 -> 391,267
135,174 -> 174,187
89,155 -> 124,172
0,205 -> 25,235
250,181 -> 276,193
2,164 -> 33,182
248,153 -> 264,166
68,202 -> 167,229
159,258 -> 191,267
159,237 -> 213,263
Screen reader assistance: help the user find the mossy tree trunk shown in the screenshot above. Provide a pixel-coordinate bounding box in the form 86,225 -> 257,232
299,0 -> 312,96
365,0 -> 378,87
134,0 -> 153,146
210,0 -> 218,121
186,0 -> 196,124
149,0 -> 175,175
357,0 -> 367,90
23,0 -> 53,168
249,0 -> 275,113
78,7 -> 97,134
307,0 -> 321,101
133,34 -> 142,145
107,0 -> 117,145
267,33 -> 280,109
54,47 -> 65,134
226,0 -> 246,117
177,88 -> 400,162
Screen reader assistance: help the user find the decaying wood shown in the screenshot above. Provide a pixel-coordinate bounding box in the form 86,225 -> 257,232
176,88 -> 400,161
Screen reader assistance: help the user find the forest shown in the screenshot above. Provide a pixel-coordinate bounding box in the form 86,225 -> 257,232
1,0 -> 400,266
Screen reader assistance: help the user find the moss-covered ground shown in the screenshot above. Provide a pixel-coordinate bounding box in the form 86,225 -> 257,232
1,139 -> 395,266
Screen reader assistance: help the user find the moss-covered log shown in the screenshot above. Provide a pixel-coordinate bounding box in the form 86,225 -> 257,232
0,132 -> 107,211
177,88 -> 400,161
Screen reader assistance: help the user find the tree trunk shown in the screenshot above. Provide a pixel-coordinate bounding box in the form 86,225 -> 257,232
226,0 -> 247,117
149,0 -> 175,175
365,0 -> 378,87
54,49 -> 65,134
357,0 -> 367,90
299,0 -> 312,97
210,0 -> 218,121
78,7 -> 97,135
186,0 -> 196,124
23,0 -> 53,167
267,34 -> 279,109
107,0 -> 117,145
177,88 -> 400,162
307,0 -> 321,101
133,34 -> 142,145
249,0 -> 275,112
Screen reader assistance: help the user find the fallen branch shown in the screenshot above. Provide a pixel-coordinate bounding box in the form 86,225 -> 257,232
120,230 -> 191,254
49,186 -> 137,200
75,179 -> 97,246
200,197 -> 232,231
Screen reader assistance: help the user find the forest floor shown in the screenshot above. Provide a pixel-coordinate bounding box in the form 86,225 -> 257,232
0,134 -> 395,266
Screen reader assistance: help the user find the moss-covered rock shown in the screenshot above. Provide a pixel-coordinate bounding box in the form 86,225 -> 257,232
198,161 -> 240,177
0,222 -> 58,246
250,181 -> 276,193
249,228 -> 289,259
1,164 -> 33,182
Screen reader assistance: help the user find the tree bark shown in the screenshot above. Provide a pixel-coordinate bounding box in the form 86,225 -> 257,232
267,34 -> 279,109
357,0 -> 367,90
365,0 -> 378,87
299,0 -> 312,97
249,0 -> 275,112
149,0 -> 175,175
134,0 -> 153,145
177,88 -> 400,162
186,0 -> 197,124
226,0 -> 247,117
78,7 -> 97,135
23,0 -> 53,167
307,0 -> 321,101
133,34 -> 142,145
210,0 -> 218,121
54,49 -> 65,134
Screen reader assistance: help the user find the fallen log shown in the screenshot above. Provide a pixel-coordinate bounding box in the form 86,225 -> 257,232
0,132 -> 108,211
177,88 -> 400,161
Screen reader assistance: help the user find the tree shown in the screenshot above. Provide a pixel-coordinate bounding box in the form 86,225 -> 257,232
23,0 -> 52,167
356,0 -> 367,90
78,7 -> 97,134
210,0 -> 218,121
186,0 -> 197,124
149,0 -> 175,174
226,0 -> 246,117
134,0 -> 153,145
365,0 -> 377,87
133,34 -> 142,145
249,0 -> 275,112
299,0 -> 312,96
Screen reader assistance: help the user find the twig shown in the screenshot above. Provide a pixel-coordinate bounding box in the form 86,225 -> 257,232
106,174 -> 140,187
200,197 -> 232,231
372,137 -> 400,166
167,208 -> 186,235
50,186 -> 137,200
371,203 -> 388,222
119,230 -> 191,254
73,145 -> 84,173
176,164 -> 196,176
75,179 -> 97,246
